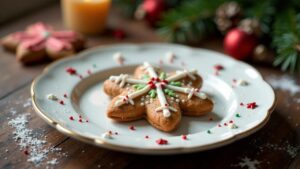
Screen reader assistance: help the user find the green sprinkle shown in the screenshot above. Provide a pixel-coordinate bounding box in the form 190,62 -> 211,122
170,81 -> 182,87
159,72 -> 167,80
133,84 -> 146,90
149,89 -> 156,98
207,130 -> 211,134
168,92 -> 176,97
164,88 -> 176,97
92,64 -> 97,68
236,114 -> 241,118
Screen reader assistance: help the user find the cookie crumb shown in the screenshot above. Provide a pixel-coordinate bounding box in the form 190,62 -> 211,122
47,94 -> 58,101
102,132 -> 113,139
228,123 -> 238,129
113,52 -> 125,65
165,51 -> 176,63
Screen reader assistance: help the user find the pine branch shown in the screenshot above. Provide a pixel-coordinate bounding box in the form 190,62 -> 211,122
241,0 -> 276,35
113,0 -> 142,18
158,0 -> 225,43
272,9 -> 300,73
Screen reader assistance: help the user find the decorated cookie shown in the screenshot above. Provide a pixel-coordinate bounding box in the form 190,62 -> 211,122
1,22 -> 85,64
103,62 -> 214,132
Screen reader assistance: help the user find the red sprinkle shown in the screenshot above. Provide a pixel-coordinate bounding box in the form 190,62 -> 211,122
162,80 -> 168,84
69,116 -> 74,121
229,120 -> 233,123
240,102 -> 244,106
218,124 -> 222,127
63,93 -> 68,98
65,67 -> 77,75
24,150 -> 29,155
182,135 -> 188,140
247,102 -> 257,109
79,119 -> 83,123
59,100 -> 64,105
86,120 -> 89,123
148,83 -> 156,89
87,70 -> 92,75
145,135 -> 149,139
224,123 -> 227,126
79,115 -> 82,119
156,138 -> 168,145
214,64 -> 224,71
129,125 -> 135,130
112,29 -> 126,40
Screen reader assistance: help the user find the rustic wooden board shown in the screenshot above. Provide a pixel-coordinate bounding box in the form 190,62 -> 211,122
0,3 -> 300,169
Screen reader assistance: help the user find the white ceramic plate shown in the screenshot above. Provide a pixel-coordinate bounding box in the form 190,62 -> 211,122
31,43 -> 275,154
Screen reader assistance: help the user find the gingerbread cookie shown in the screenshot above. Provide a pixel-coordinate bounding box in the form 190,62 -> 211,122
1,22 -> 85,64
103,62 -> 213,132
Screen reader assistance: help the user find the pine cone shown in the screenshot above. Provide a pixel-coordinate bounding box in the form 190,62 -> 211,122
253,44 -> 274,64
239,18 -> 262,37
215,2 -> 241,33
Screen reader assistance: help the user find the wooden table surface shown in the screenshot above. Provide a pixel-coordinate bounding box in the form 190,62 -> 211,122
1,3 -> 300,169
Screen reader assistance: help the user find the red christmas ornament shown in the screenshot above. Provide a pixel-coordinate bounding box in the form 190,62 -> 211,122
142,0 -> 165,25
224,28 -> 257,60
112,29 -> 126,40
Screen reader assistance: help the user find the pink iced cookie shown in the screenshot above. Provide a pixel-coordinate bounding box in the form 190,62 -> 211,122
1,22 -> 85,64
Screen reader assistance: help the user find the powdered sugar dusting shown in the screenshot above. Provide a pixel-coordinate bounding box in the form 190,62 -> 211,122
47,158 -> 58,165
8,113 -> 66,167
266,75 -> 300,95
236,157 -> 260,169
258,142 -> 299,158
23,98 -> 32,108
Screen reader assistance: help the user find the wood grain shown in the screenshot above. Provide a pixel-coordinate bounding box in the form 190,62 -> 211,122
0,3 -> 300,169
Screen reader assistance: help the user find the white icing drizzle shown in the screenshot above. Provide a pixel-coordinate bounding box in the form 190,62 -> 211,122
166,69 -> 198,82
115,85 -> 151,107
143,62 -> 158,78
155,83 -> 175,117
144,62 -> 176,117
165,85 -> 207,100
109,74 -> 147,87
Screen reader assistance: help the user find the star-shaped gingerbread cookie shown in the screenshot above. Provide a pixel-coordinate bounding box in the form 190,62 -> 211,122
103,62 -> 213,132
